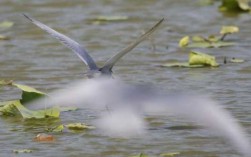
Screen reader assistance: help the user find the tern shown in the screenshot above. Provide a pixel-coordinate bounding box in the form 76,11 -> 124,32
23,14 -> 163,78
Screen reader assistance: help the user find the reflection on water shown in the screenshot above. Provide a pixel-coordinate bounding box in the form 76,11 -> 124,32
0,0 -> 251,156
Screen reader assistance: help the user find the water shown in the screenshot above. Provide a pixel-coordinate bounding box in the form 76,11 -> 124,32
0,0 -> 251,156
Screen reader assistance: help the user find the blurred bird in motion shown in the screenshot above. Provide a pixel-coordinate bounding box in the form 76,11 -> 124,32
27,77 -> 251,157
23,14 -> 163,78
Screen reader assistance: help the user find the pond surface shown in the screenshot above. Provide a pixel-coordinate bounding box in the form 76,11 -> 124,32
0,0 -> 251,156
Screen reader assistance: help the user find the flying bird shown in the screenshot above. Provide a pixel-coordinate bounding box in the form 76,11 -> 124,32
23,14 -> 163,78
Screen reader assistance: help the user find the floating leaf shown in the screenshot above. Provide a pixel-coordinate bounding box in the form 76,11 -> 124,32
187,41 -> 235,48
179,36 -> 190,47
12,83 -> 46,104
13,149 -> 32,153
192,35 -> 206,42
0,100 -> 60,119
0,21 -> 14,29
94,15 -> 129,21
46,125 -> 64,132
230,58 -> 245,63
130,153 -> 148,157
189,51 -> 219,67
160,62 -> 204,68
219,0 -> 250,12
34,133 -> 55,142
160,152 -> 180,157
0,80 -> 12,86
0,35 -> 10,40
220,26 -> 239,35
160,51 -> 219,68
0,100 -> 20,116
65,123 -> 95,130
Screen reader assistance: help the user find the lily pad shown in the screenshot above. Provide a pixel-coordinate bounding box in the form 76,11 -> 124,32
0,21 -> 14,29
12,83 -> 46,104
220,26 -> 239,35
189,51 -> 219,67
219,0 -> 250,12
65,123 -> 95,130
0,80 -> 13,86
230,58 -> 245,63
160,152 -> 180,157
130,153 -> 148,157
13,149 -> 32,153
179,36 -> 189,47
161,51 -> 219,68
160,62 -> 204,68
0,35 -> 10,40
46,125 -> 64,132
0,100 -> 60,119
93,15 -> 129,21
188,41 -> 235,48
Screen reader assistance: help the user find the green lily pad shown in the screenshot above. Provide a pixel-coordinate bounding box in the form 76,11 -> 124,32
0,80 -> 12,86
160,152 -> 180,157
65,123 -> 95,130
94,15 -> 129,21
0,35 -> 10,40
220,26 -> 239,35
130,153 -> 148,157
160,51 -> 219,68
13,149 -> 32,153
160,62 -> 204,68
12,83 -> 46,104
0,21 -> 14,29
219,0 -> 250,12
230,58 -> 245,63
179,36 -> 189,47
189,51 -> 219,67
46,125 -> 64,132
0,100 -> 60,119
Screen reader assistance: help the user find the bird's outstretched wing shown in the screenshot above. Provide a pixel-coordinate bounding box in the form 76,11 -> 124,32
101,18 -> 164,72
23,14 -> 98,70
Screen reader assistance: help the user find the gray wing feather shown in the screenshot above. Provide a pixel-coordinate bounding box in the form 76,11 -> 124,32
101,18 -> 164,71
23,14 -> 98,70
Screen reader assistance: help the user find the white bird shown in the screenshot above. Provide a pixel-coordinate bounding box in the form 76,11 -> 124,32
23,14 -> 163,78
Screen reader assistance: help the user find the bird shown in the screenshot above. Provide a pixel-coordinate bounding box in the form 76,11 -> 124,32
23,14 -> 163,78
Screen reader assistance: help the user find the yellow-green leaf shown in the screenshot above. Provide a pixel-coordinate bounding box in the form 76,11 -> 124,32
13,149 -> 32,153
179,36 -> 190,47
192,36 -> 206,42
0,100 -> 60,119
0,21 -> 14,29
0,80 -> 12,86
160,152 -> 180,157
12,83 -> 46,104
46,125 -> 64,132
65,123 -> 95,130
220,26 -> 239,35
219,0 -> 250,12
230,58 -> 245,63
0,35 -> 10,40
189,51 -> 219,67
0,100 -> 20,116
94,15 -> 129,21
130,153 -> 148,157
160,62 -> 204,68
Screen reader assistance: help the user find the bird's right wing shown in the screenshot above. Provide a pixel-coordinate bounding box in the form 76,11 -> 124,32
101,18 -> 164,72
23,14 -> 98,70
